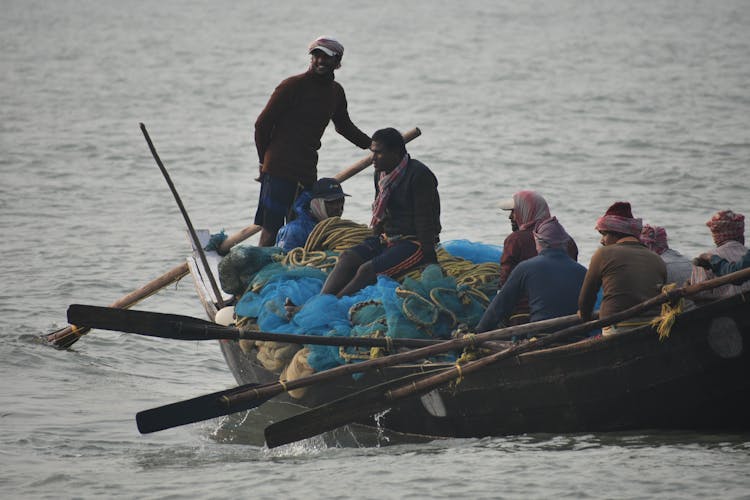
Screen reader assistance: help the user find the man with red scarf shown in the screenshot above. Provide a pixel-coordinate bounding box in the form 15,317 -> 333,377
476,217 -> 586,333
253,36 -> 371,246
689,210 -> 750,299
496,190 -> 579,325
640,224 -> 692,286
320,128 -> 441,297
578,201 -> 666,335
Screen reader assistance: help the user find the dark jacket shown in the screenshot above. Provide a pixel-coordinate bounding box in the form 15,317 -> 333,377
476,248 -> 587,332
498,228 -> 579,320
500,229 -> 579,286
255,70 -> 371,186
373,158 -> 441,261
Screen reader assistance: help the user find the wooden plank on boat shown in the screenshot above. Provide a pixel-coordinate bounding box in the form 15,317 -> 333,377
186,229 -> 232,314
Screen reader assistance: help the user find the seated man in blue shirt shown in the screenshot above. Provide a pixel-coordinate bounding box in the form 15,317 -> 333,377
275,177 -> 348,251
475,217 -> 587,333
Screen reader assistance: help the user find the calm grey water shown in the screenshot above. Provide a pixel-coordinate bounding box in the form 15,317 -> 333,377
2,0 -> 750,498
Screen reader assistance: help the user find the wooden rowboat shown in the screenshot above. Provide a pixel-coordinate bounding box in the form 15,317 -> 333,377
187,232 -> 750,443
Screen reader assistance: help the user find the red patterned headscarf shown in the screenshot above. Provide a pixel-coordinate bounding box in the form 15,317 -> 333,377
512,190 -> 551,230
706,210 -> 745,246
640,224 -> 669,255
595,201 -> 643,237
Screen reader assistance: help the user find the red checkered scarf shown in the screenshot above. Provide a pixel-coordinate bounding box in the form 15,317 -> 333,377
370,154 -> 409,228
640,224 -> 669,255
707,210 -> 745,246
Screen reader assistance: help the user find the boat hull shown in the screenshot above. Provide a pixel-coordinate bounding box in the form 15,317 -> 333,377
215,291 -> 750,437
188,250 -> 750,438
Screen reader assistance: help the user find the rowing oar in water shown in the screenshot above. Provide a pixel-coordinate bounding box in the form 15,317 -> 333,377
42,127 -> 421,349
67,304 -> 445,349
128,314 -> 583,433
263,267 -> 750,448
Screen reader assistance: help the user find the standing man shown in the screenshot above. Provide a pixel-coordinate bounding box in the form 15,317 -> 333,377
320,128 -> 441,297
578,202 -> 667,335
254,36 -> 371,246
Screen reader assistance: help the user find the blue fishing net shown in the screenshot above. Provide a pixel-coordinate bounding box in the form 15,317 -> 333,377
229,255 -> 476,372
441,239 -> 503,264
224,240 -> 591,373
218,245 -> 283,296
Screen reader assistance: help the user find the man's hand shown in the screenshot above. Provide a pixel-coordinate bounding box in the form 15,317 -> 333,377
692,253 -> 712,269
255,163 -> 263,183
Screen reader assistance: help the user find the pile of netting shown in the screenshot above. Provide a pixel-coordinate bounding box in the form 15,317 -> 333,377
216,217 -> 503,390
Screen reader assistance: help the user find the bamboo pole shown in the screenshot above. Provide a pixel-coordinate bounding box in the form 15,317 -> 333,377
44,263 -> 190,349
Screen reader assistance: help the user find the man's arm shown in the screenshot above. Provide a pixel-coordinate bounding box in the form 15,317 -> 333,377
578,250 -> 603,321
706,251 -> 750,276
331,85 -> 371,149
254,79 -> 295,164
411,169 -> 440,263
475,265 -> 525,332
567,237 -> 579,262
499,234 -> 521,287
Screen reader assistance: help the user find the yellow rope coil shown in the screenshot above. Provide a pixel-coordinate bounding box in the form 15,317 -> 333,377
283,222 -> 501,300
397,288 -> 439,327
304,217 -> 372,253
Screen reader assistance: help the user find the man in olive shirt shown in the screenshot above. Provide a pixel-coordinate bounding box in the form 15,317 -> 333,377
254,36 -> 371,246
578,202 -> 667,334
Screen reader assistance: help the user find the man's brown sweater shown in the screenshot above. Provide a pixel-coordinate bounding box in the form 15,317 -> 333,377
255,69 -> 371,186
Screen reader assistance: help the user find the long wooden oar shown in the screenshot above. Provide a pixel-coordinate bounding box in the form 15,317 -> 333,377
133,313 -> 583,433
67,304 -> 444,349
264,267 -> 750,447
43,127 -> 421,349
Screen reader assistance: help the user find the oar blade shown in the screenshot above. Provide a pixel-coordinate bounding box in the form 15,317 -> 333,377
136,384 -> 267,434
66,304 -> 221,340
264,369 -> 445,448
